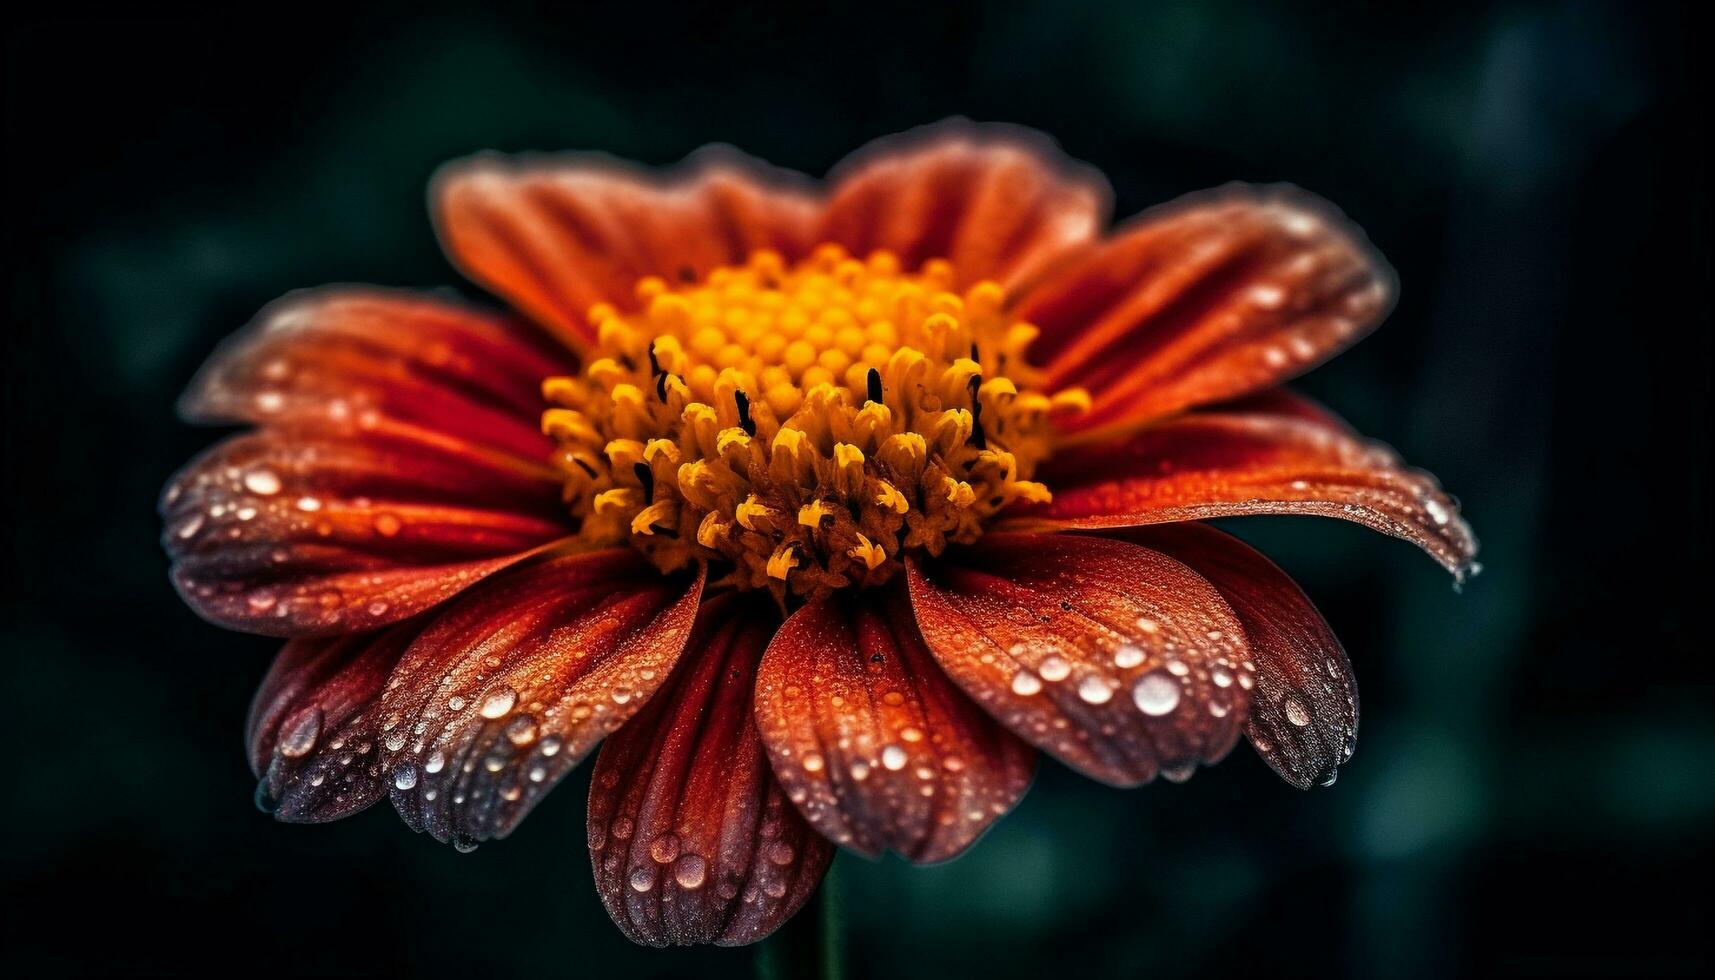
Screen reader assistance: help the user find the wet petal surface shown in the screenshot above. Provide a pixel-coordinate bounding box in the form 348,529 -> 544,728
906,532 -> 1252,786
1018,187 -> 1393,441
1108,524 -> 1357,789
589,595 -> 832,947
754,583 -> 1035,861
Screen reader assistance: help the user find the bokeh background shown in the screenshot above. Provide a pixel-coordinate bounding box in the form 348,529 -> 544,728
4,1 -> 1708,976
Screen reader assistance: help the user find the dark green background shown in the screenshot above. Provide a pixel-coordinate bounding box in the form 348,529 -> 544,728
4,1 -> 1708,976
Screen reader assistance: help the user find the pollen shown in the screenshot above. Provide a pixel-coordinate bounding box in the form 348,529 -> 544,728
541,244 -> 1084,602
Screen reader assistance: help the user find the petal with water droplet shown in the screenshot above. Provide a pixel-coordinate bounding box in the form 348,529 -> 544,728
754,582 -> 1035,862
1116,523 -> 1357,790
178,288 -> 571,457
376,548 -> 704,845
1009,389 -> 1478,581
588,594 -> 832,947
161,428 -> 573,638
906,533 -> 1252,786
246,623 -> 419,823
1017,185 -> 1394,440
164,290 -> 578,638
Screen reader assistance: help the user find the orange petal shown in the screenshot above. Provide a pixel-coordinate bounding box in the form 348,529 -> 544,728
162,427 -> 571,637
180,288 -> 572,463
906,533 -> 1252,787
434,148 -> 819,350
251,547 -> 704,845
247,623 -> 417,821
1107,524 -> 1357,789
1015,390 -> 1479,580
818,120 -> 1109,291
588,594 -> 833,947
754,583 -> 1035,862
1018,186 -> 1394,440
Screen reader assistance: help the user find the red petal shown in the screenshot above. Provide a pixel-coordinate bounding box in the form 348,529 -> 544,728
248,623 -> 417,822
905,533 -> 1252,787
753,583 -> 1035,862
1018,186 -> 1394,440
434,149 -> 819,350
1016,390 -> 1479,580
180,288 -> 571,463
818,121 -> 1109,291
1108,524 -> 1357,789
162,427 -> 571,637
250,547 -> 704,844
588,594 -> 833,947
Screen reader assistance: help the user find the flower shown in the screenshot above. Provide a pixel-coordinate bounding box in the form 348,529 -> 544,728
161,120 -> 1476,947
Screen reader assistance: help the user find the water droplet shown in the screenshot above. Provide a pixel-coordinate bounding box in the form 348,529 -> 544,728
1010,671 -> 1042,696
393,766 -> 418,790
277,706 -> 322,759
1113,644 -> 1145,669
881,745 -> 908,771
423,750 -> 446,774
802,753 -> 824,773
242,470 -> 281,495
650,833 -> 680,864
373,513 -> 402,537
1212,668 -> 1232,688
768,841 -> 795,865
1037,656 -> 1070,681
540,736 -> 563,757
1284,697 -> 1312,727
504,715 -> 537,745
478,685 -> 517,719
629,867 -> 656,892
1077,675 -> 1113,704
673,854 -> 707,889
451,833 -> 479,854
1424,496 -> 1451,526
1132,671 -> 1181,716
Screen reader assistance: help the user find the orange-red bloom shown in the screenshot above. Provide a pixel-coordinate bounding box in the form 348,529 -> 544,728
162,121 -> 1476,947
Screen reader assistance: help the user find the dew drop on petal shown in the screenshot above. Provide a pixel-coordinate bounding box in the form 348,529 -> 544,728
1113,645 -> 1145,669
393,766 -> 418,790
1284,697 -> 1312,727
629,867 -> 656,892
673,854 -> 707,889
243,470 -> 282,496
1037,656 -> 1071,682
478,685 -> 518,719
277,707 -> 322,759
881,745 -> 908,771
1010,671 -> 1042,696
649,833 -> 680,864
1077,675 -> 1114,704
1132,671 -> 1181,716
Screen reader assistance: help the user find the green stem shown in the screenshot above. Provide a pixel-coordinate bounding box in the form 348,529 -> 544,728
754,855 -> 844,980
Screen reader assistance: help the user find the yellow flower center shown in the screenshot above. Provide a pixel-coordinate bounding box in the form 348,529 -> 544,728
541,243 -> 1088,602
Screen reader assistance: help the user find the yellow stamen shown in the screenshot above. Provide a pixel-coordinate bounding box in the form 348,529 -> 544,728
539,245 -> 1067,602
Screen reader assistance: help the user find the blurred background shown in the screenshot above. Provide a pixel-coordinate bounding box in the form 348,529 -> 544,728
3,1 -> 1708,976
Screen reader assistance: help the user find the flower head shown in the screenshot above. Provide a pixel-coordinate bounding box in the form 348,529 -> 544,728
162,121 -> 1476,946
